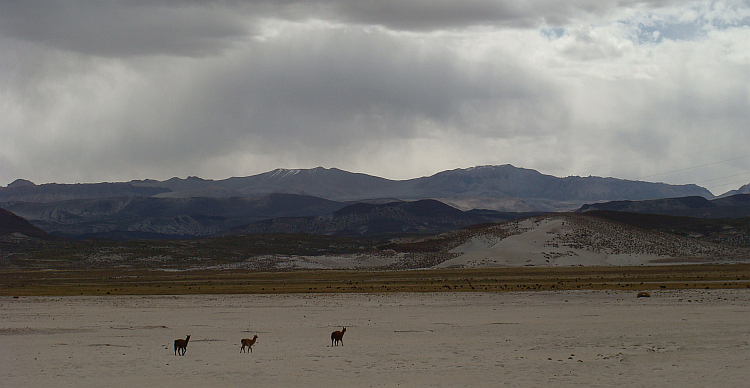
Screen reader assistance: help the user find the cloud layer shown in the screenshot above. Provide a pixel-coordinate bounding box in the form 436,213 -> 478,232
1,0 -> 749,194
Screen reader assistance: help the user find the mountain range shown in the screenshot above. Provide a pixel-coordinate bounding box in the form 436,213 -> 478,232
0,164 -> 739,240
2,164 -> 713,206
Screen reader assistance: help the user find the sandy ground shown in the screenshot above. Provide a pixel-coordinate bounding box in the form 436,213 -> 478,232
1,290 -> 748,387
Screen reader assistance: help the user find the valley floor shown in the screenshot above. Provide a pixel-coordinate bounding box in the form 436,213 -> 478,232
1,289 -> 748,387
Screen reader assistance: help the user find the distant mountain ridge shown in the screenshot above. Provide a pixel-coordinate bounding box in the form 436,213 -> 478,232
1,180 -> 169,203
719,182 -> 750,198
0,164 -> 721,239
577,193 -> 750,218
2,165 -> 713,210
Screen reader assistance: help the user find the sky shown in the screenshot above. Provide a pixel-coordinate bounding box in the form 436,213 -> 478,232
1,0 -> 749,195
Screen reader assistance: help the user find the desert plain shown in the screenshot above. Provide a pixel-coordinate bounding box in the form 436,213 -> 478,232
1,285 -> 749,387
2,216 -> 749,387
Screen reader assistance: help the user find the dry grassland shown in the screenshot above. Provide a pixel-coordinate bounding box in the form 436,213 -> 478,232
1,264 -> 748,296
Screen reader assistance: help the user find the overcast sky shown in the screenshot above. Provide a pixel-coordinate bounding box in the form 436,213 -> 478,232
1,0 -> 749,194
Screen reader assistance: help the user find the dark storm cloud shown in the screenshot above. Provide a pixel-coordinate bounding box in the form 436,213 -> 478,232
0,0 -> 680,57
0,1 -> 250,56
288,0 -> 684,31
333,0 -> 616,30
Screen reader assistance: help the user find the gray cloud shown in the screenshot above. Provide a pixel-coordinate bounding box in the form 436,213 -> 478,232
312,0 -> 689,31
0,0 -> 684,58
0,0 -> 749,195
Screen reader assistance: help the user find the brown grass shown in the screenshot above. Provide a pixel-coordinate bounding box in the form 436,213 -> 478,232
1,264 -> 748,296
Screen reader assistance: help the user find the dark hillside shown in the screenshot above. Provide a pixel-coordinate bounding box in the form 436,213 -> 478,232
0,181 -> 170,203
235,199 -> 495,236
0,208 -> 54,239
578,196 -> 714,213
585,210 -> 750,247
2,193 -> 349,240
578,193 -> 750,219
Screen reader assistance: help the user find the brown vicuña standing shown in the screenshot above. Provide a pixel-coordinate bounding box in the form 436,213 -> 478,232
174,335 -> 190,356
331,327 -> 346,346
240,335 -> 258,353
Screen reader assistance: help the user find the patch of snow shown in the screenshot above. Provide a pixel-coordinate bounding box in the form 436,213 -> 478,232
269,168 -> 301,178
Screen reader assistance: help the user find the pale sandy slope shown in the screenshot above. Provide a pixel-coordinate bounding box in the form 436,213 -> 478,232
2,290 -> 748,387
437,214 -> 747,268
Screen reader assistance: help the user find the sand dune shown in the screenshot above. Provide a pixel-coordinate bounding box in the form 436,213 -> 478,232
437,215 -> 747,268
2,290 -> 748,387
438,217 -> 660,267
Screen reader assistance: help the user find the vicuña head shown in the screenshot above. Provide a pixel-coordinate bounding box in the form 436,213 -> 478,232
240,335 -> 258,353
331,327 -> 346,346
174,335 -> 190,356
